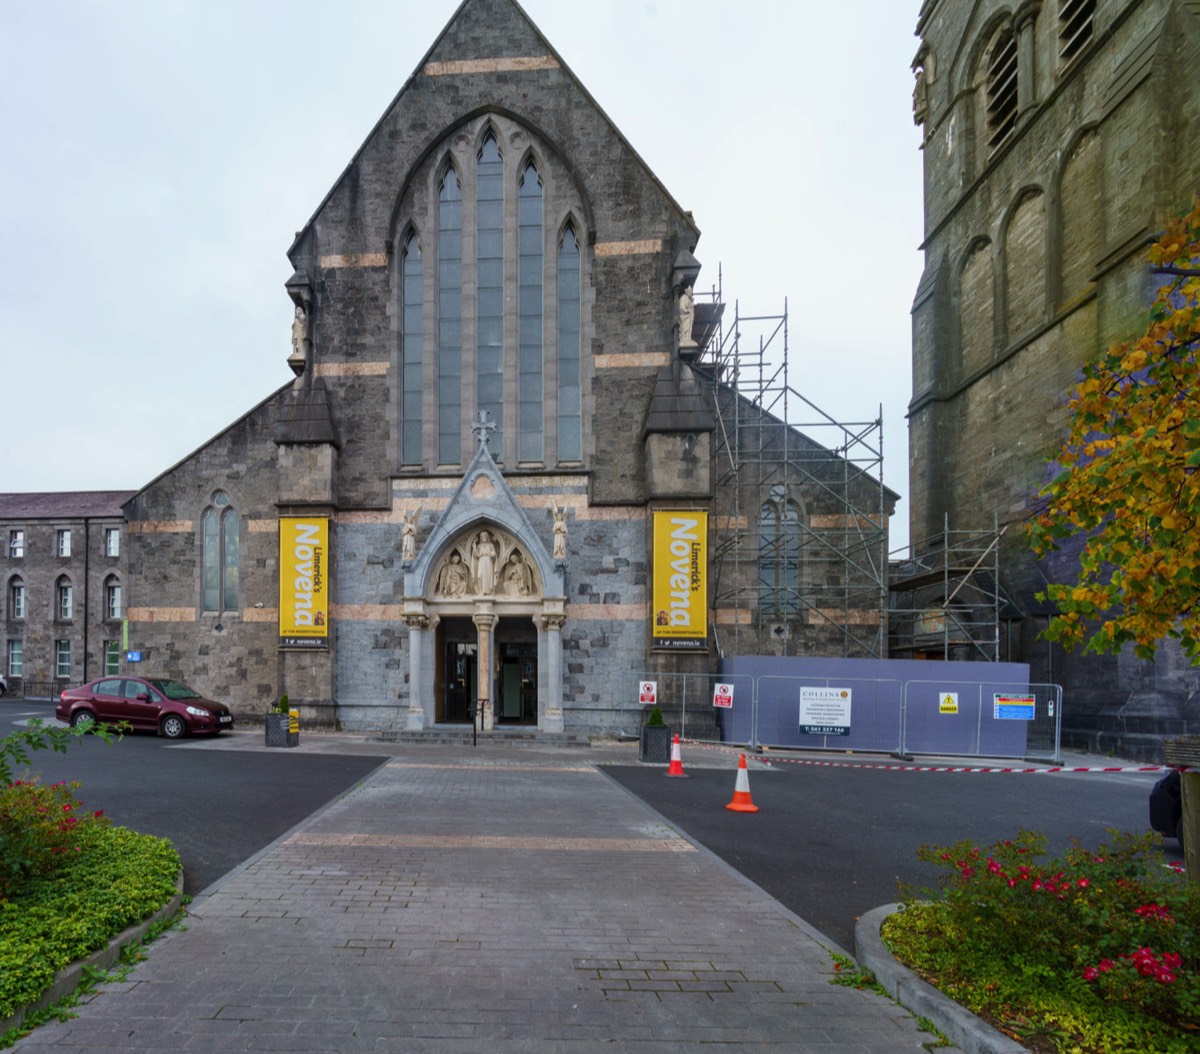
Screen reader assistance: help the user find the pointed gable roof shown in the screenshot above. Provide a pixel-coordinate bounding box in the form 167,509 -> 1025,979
288,0 -> 698,260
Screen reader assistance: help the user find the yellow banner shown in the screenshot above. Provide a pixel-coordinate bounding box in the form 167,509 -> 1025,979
651,510 -> 708,650
279,518 -> 329,646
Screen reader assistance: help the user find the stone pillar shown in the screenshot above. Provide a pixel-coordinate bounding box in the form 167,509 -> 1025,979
540,613 -> 566,733
1016,2 -> 1040,121
402,612 -> 430,730
473,607 -> 496,731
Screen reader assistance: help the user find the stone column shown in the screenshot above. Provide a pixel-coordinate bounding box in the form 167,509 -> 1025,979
473,607 -> 496,732
1015,2 -> 1041,121
401,612 -> 430,730
539,613 -> 566,733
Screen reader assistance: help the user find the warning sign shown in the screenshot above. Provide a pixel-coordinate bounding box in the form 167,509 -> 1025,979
939,692 -> 959,715
639,681 -> 658,706
713,683 -> 734,709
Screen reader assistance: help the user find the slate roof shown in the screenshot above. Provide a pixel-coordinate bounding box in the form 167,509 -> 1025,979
0,491 -> 137,520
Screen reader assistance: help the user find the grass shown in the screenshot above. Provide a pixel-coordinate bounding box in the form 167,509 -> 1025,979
881,829 -> 1198,1054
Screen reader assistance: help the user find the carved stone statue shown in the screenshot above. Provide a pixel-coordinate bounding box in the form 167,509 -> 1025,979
289,304 -> 309,372
678,284 -> 696,347
499,550 -> 534,596
402,509 -> 418,563
912,68 -> 928,126
434,551 -> 469,597
552,503 -> 568,561
471,530 -> 498,595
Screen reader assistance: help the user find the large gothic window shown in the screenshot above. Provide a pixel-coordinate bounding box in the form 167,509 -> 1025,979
202,491 -> 239,614
438,167 -> 463,466
557,225 -> 582,462
401,233 -> 423,465
758,487 -> 802,617
395,116 -> 587,471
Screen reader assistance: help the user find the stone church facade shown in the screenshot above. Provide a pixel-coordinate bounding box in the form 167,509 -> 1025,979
907,0 -> 1200,756
81,0 -> 893,735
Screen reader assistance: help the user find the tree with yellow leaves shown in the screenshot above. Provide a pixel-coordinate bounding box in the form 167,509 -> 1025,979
1029,198 -> 1200,662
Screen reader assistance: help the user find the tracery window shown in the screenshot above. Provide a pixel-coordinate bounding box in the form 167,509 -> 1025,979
758,487 -> 802,617
396,116 -> 587,471
201,491 -> 239,614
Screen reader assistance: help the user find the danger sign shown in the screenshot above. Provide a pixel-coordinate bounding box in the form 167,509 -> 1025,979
639,681 -> 658,706
713,683 -> 734,709
939,693 -> 959,715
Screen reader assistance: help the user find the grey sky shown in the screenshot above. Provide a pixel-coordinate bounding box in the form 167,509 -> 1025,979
0,1 -> 923,545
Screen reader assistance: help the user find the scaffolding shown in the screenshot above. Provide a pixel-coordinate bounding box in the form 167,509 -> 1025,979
887,514 -> 1006,661
693,280 -> 890,660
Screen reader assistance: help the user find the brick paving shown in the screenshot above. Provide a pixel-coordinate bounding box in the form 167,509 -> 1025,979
13,750 -> 942,1052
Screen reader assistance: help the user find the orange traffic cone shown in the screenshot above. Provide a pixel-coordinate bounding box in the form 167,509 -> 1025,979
725,753 -> 759,812
665,734 -> 688,777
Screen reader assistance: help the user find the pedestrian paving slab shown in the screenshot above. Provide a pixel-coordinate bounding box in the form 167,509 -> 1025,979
13,750 -> 942,1053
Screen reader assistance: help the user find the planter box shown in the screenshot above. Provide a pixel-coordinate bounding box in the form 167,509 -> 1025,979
639,724 -> 673,763
265,712 -> 299,748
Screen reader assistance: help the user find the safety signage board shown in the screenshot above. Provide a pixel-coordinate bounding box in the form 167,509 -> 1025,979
939,692 -> 959,715
800,686 -> 852,736
639,681 -> 658,706
712,683 -> 734,709
994,693 -> 1035,721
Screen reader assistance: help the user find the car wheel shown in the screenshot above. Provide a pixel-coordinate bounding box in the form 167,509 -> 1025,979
70,710 -> 96,730
160,714 -> 187,739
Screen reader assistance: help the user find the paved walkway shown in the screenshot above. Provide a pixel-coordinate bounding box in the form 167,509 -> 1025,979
13,744 -> 941,1053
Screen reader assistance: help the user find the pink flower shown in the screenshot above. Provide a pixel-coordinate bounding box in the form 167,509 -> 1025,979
1076,878 -> 1089,888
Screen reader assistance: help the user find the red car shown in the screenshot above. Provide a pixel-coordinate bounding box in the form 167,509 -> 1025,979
57,676 -> 234,739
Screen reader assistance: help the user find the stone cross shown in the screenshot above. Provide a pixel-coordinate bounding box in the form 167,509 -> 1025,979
471,410 -> 497,450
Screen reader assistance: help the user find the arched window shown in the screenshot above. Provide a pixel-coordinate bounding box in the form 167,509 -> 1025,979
518,161 -> 544,462
104,575 -> 122,621
438,166 -> 463,466
401,232 -> 424,465
557,224 -> 582,462
1058,0 -> 1094,63
202,491 -> 239,614
477,134 -> 505,454
758,487 -> 802,617
56,575 -> 74,621
7,576 -> 25,620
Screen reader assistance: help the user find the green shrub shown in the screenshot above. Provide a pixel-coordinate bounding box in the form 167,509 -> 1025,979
644,706 -> 665,727
884,829 -> 1198,1053
0,780 -> 111,899
0,826 -> 180,1020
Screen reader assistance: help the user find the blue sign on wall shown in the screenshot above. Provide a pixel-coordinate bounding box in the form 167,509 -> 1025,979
126,651 -> 142,663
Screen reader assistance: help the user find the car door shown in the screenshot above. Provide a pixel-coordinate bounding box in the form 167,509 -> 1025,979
120,678 -> 162,729
90,678 -> 125,722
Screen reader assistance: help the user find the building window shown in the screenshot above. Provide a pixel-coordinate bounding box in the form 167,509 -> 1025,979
55,639 -> 71,679
7,639 -> 23,678
1058,0 -> 1094,63
104,640 -> 120,676
758,487 -> 802,617
8,530 -> 24,559
202,492 -> 239,613
105,577 -> 122,620
438,166 -> 464,466
56,529 -> 72,557
8,578 -> 25,620
986,30 -> 1018,150
401,232 -> 424,465
477,133 -> 505,454
57,577 -> 74,620
105,528 -> 121,557
557,224 -> 582,462
518,161 -> 544,462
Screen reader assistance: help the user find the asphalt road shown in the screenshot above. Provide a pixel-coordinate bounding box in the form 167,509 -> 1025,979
1,700 -> 386,894
603,757 -> 1173,953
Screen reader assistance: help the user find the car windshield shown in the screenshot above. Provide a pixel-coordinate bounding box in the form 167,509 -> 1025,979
146,679 -> 202,701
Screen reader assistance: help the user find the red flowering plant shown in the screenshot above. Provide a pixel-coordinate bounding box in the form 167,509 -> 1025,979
885,829 -> 1198,1052
0,777 -> 112,899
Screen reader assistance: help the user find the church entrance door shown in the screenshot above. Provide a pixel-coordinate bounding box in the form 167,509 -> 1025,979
496,618 -> 537,725
438,617 -> 477,724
